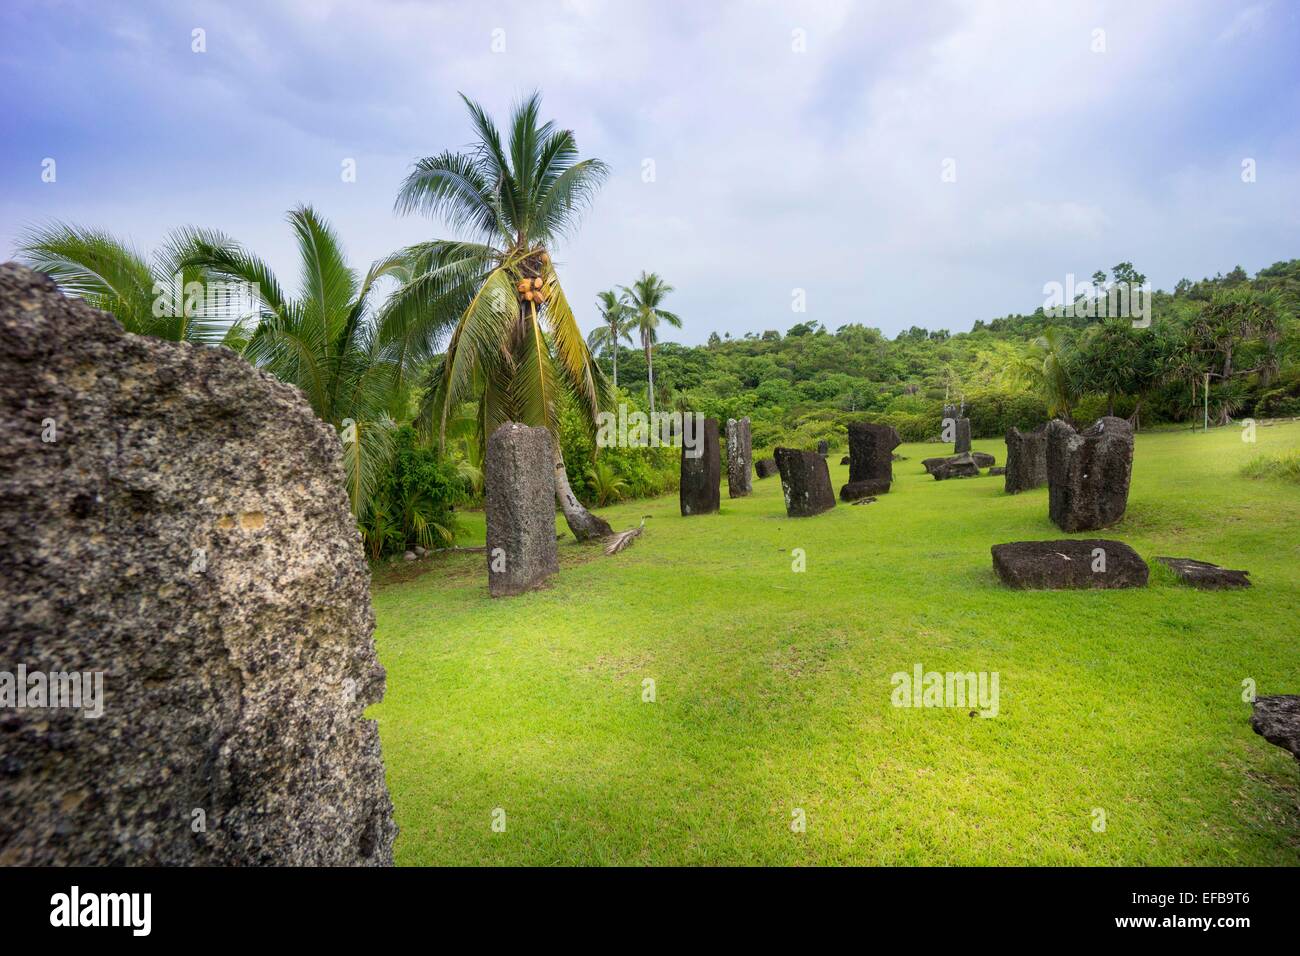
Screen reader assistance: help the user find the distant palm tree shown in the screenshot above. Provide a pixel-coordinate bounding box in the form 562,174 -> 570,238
182,205 -> 416,515
1009,326 -> 1079,420
587,288 -> 633,388
621,271 -> 681,416
388,91 -> 614,541
17,222 -> 251,347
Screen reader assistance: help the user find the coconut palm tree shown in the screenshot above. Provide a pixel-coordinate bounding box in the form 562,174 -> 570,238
1008,326 -> 1079,420
621,271 -> 681,416
181,205 -> 417,516
587,288 -> 633,388
17,222 -> 251,347
387,91 -> 614,541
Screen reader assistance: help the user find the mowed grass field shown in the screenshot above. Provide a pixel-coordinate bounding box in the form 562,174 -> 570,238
369,423 -> 1300,865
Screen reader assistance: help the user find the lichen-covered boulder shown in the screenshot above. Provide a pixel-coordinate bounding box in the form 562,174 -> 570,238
1045,417 -> 1134,532
680,417 -> 720,515
754,457 -> 778,479
1251,696 -> 1300,767
991,539 -> 1148,589
0,263 -> 395,866
774,447 -> 836,517
725,417 -> 752,499
486,423 -> 559,597
1155,556 -> 1251,590
1004,426 -> 1048,494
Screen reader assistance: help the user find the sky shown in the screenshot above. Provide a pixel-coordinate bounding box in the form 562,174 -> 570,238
2,0 -> 1298,345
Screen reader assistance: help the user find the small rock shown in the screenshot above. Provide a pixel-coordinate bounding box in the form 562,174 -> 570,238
754,457 -> 779,479
988,466 -> 1006,476
403,551 -> 416,561
1155,557 -> 1251,590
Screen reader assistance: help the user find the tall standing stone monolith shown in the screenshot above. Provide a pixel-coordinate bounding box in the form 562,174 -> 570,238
1004,426 -> 1048,494
1044,416 -> 1134,532
726,417 -> 752,499
774,447 -> 836,517
0,263 -> 396,865
486,423 -> 559,596
841,422 -> 901,500
953,418 -> 972,454
680,417 -> 720,515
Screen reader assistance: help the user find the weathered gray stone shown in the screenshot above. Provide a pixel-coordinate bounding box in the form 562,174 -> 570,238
1251,695 -> 1300,767
680,417 -> 720,515
0,263 -> 395,865
486,423 -> 559,597
1004,426 -> 1048,494
726,417 -> 752,499
970,451 -> 995,468
1045,417 -> 1134,532
1155,556 -> 1251,590
774,447 -> 836,517
754,457 -> 778,479
991,539 -> 1148,589
817,439 -> 829,456
922,456 -> 949,475
953,418 -> 972,454
840,455 -> 850,465
988,466 -> 1006,476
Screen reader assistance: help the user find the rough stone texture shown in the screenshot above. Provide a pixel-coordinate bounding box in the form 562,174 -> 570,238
1045,417 -> 1134,532
921,456 -> 949,475
774,447 -> 836,517
725,417 -> 752,499
1004,426 -> 1048,494
817,439 -> 829,456
486,423 -> 559,597
1251,696 -> 1300,767
1155,556 -> 1251,590
0,263 -> 395,866
988,466 -> 1006,476
840,479 -> 892,501
842,422 -> 899,500
942,404 -> 961,428
680,417 -> 720,516
754,457 -> 778,479
931,453 -> 980,480
970,451 -> 995,468
991,539 -> 1148,589
953,417 -> 972,454
840,455 -> 850,465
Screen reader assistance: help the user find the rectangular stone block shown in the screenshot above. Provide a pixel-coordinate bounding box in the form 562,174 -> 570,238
680,417 -> 720,515
486,423 -> 559,597
726,417 -> 752,499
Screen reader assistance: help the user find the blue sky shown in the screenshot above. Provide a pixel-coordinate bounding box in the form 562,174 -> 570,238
2,0 -> 1298,344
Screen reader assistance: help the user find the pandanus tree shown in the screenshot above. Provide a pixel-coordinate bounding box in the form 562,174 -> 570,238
181,205 -> 420,517
17,222 -> 251,347
1181,287 -> 1287,424
621,271 -> 681,416
587,289 -> 633,388
387,92 -> 614,540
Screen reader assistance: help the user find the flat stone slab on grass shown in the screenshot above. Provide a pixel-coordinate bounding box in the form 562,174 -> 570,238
991,539 -> 1149,589
970,451 -> 995,468
774,446 -> 836,517
1251,695 -> 1300,766
1155,556 -> 1251,589
486,423 -> 559,597
680,417 -> 721,516
754,457 -> 778,479
988,466 -> 1006,476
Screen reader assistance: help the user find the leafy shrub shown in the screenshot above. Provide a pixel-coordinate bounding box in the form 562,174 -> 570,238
359,425 -> 464,558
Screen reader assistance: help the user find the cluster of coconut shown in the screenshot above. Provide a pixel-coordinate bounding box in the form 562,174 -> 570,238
516,250 -> 551,305
516,275 -> 550,305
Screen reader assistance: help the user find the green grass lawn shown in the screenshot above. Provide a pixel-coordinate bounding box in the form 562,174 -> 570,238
369,422 -> 1300,865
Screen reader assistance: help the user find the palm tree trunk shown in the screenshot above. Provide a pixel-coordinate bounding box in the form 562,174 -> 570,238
553,442 -> 612,541
611,327 -> 618,389
645,340 -> 655,417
